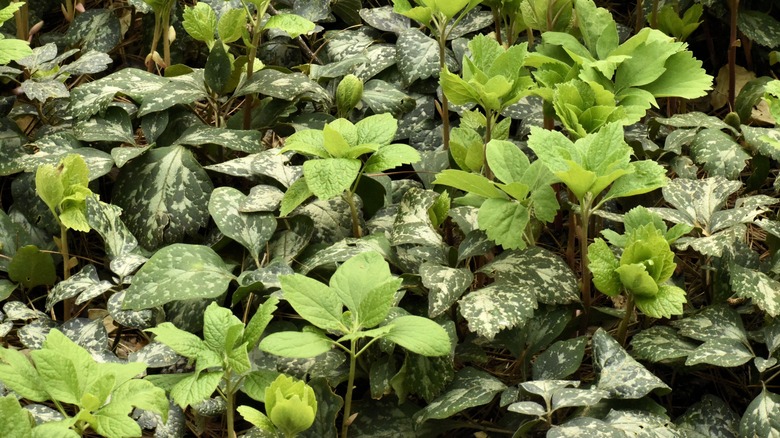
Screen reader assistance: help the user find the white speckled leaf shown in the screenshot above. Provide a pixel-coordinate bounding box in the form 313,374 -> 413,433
739,388 -> 780,438
203,155 -> 258,178
689,129 -> 749,179
235,69 -> 331,104
112,145 -> 213,250
729,264 -> 780,317
396,28 -> 457,85
359,6 -> 408,34
122,243 -> 234,310
459,281 -> 537,340
298,234 -> 393,274
46,264 -> 113,311
592,328 -> 670,399
74,107 -> 135,144
420,263 -> 473,318
325,28 -> 375,62
413,367 -> 506,425
737,10 -> 780,48
108,292 -> 160,329
603,410 -> 680,436
60,50 -> 112,76
479,247 -> 579,304
654,176 -> 741,229
549,417 -> 630,437
532,337 -> 588,380
239,185 -> 285,212
20,79 -> 69,102
671,305 -> 748,343
208,187 -> 277,263
138,72 -> 208,117
391,188 -> 442,246
65,9 -> 121,53
552,388 -> 609,411
174,126 -> 263,153
111,145 -> 151,168
69,68 -> 168,120
630,326 -> 697,363
685,338 -> 754,367
676,394 -> 740,438
21,146 -> 114,182
361,79 -> 416,115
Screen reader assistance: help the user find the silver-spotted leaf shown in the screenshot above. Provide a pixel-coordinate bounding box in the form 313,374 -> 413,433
208,187 -> 277,265
420,263 -> 473,318
592,328 -> 670,399
739,388 -> 780,438
459,281 -> 537,340
412,367 -> 506,425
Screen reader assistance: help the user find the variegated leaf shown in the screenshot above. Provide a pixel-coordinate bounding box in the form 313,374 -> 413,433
46,264 -> 113,311
60,50 -> 112,76
297,234 -> 393,274
65,9 -> 121,52
359,6 -> 408,34
302,196 -> 354,243
128,342 -> 179,368
3,301 -> 47,321
685,338 -> 754,367
239,185 -> 285,212
234,69 -> 331,104
112,145 -> 213,250
111,145 -> 152,168
122,243 -> 234,310
671,305 -> 748,343
209,187 -> 277,265
532,337 -> 587,380
353,44 -> 397,81
459,281 -> 537,340
630,326 -> 697,363
325,28 -> 375,62
412,367 -> 506,425
21,146 -> 114,182
603,410 -> 679,436
691,129 -> 750,179
86,197 -> 139,260
108,291 -> 161,329
362,79 -> 416,115
267,217 -> 314,265
447,9 -> 494,40
551,388 -> 609,411
739,388 -> 780,438
675,226 -> 745,257
204,155 -> 258,178
653,176 -> 741,229
729,264 -> 780,317
74,107 -> 135,144
480,247 -> 579,304
137,71 -> 208,116
19,79 -> 69,102
592,328 -> 670,399
69,68 -> 168,120
174,126 -> 263,153
549,417 -> 629,437
676,394 -> 740,438
396,28 -> 456,85
391,188 -> 442,246
420,263 -> 473,318
60,317 -> 108,354
737,10 -> 780,48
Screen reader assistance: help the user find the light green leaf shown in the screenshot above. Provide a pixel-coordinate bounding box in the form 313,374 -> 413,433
259,331 -> 334,358
364,144 -> 420,174
0,347 -> 48,402
217,8 -> 247,44
279,274 -> 344,332
263,13 -> 316,39
486,139 -> 530,184
603,160 -> 667,202
413,367 -> 506,425
170,371 -> 223,409
433,169 -> 505,199
182,3 -> 217,45
203,302 -> 244,354
0,395 -> 32,437
634,283 -> 687,319
640,50 -> 712,99
303,158 -> 361,200
237,405 -> 275,432
384,316 -> 450,356
477,198 -> 530,250
29,349 -> 81,404
92,404 -> 143,438
356,113 -> 397,146
280,177 -> 314,216
588,239 -> 621,297
329,252 -> 399,325
122,244 -> 234,310
108,378 -> 169,424
243,297 -> 279,349
146,323 -> 205,358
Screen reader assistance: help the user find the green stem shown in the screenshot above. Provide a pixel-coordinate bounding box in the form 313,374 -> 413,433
579,195 -> 593,313
617,294 -> 635,346
343,191 -> 362,238
438,29 -> 451,150
483,110 -> 496,180
243,0 -> 271,129
60,224 -> 73,318
341,341 -> 358,438
225,371 -> 236,438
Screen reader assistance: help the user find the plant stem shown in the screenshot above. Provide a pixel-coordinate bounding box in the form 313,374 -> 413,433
617,294 -> 635,346
579,195 -> 593,313
438,31 -> 451,150
635,0 -> 644,33
243,0 -> 271,129
343,191 -> 362,238
161,7 -> 171,68
650,0 -> 659,28
483,110 -> 495,180
728,0 -> 739,109
224,370 -> 236,438
60,224 -> 73,319
341,341 -> 358,438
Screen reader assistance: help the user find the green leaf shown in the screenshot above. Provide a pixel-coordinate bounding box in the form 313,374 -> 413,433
122,243 -> 234,310
329,252 -> 399,327
146,323 -> 205,358
92,404 -> 143,437
630,326 -> 696,363
259,331 -> 334,358
280,177 -> 314,216
689,128 -> 749,179
205,42 -> 231,93
113,146 -> 213,250
616,263 -> 658,297
303,158 -> 361,200
203,302 -> 244,354
739,388 -> 780,438
237,405 -> 275,432
592,328 -> 670,398
486,139 -> 530,184
413,367 -> 506,425
0,347 -> 48,401
137,72 -> 209,117
243,297 -> 279,349
263,14 -> 316,39
477,198 -> 530,250
384,316 -> 450,356
420,263 -> 473,318
280,274 -> 344,332
364,144 -> 420,174
46,264 -> 113,311
29,349 -> 81,404
170,371 -> 223,409
459,281 -> 537,339
634,283 -> 687,319
588,239 -> 621,297
640,50 -> 712,99
0,2 -> 25,26
208,187 -> 277,264
603,160 -> 667,202
677,394 -> 741,438
8,245 -> 56,289
0,395 -> 32,437
685,338 -> 754,367
433,170 -> 505,199
217,8 -> 247,44
356,113 -> 397,146
182,3 -> 216,45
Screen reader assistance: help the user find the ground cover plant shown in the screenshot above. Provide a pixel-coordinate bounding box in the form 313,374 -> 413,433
2,0 -> 780,436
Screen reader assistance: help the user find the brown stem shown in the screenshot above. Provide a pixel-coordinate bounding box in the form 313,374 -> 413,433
728,0 -> 739,110
617,294 -> 635,346
635,0 -> 644,33
15,1 -> 29,41
650,0 -> 659,29
162,9 -> 171,68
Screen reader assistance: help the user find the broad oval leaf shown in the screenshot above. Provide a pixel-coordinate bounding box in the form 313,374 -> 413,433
384,315 -> 451,356
122,244 -> 234,310
208,187 -> 277,265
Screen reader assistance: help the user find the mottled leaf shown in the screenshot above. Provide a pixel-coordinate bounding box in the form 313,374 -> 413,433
729,264 -> 780,317
459,281 -> 537,340
532,337 -> 587,380
592,328 -> 670,399
630,326 -> 696,363
676,394 -> 740,438
391,188 -> 442,246
175,125 -> 263,153
208,187 -> 277,264
739,388 -> 780,438
420,263 -> 473,318
412,367 -> 506,425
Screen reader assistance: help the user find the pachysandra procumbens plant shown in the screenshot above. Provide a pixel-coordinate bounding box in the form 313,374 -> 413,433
527,122 -> 667,309
279,113 -> 421,237
434,139 -> 559,250
589,207 -> 690,344
237,374 -> 317,438
526,0 -> 712,136
258,252 -> 451,438
440,34 -> 535,178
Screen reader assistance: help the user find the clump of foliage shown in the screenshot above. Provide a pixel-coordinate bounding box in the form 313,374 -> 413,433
3,0 -> 780,437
